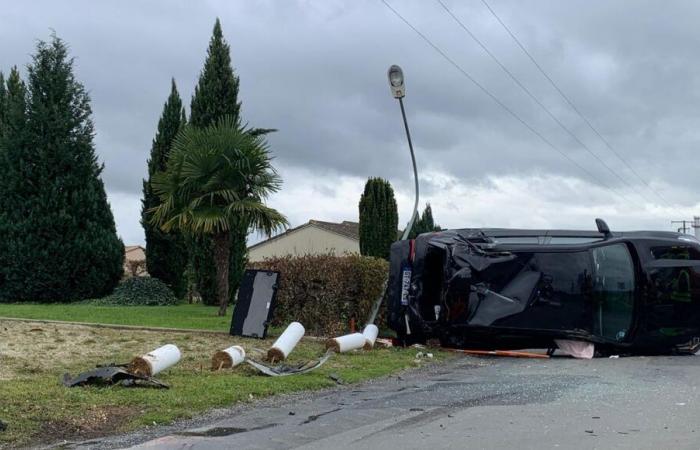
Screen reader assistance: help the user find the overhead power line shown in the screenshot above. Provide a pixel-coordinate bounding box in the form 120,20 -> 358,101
479,0 -> 675,210
436,0 -> 652,207
379,0 -> 636,205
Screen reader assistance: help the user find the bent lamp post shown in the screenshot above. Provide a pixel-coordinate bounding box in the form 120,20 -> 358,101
388,64 -> 419,241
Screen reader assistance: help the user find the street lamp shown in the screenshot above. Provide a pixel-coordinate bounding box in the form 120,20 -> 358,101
388,65 -> 419,241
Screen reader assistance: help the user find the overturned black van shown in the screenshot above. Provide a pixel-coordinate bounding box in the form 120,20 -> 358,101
387,219 -> 700,355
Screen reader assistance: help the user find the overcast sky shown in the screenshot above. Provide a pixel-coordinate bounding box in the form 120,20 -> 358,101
2,0 -> 699,244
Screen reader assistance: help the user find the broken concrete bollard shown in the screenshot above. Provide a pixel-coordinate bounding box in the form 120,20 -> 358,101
211,345 -> 246,370
129,344 -> 181,377
326,332 -> 366,353
362,324 -> 379,350
267,322 -> 305,362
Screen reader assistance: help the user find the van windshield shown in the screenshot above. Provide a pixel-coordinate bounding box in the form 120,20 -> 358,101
591,244 -> 635,341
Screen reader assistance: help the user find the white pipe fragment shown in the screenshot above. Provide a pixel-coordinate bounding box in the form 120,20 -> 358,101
212,345 -> 246,370
362,324 -> 379,350
326,332 -> 366,353
129,344 -> 181,377
267,322 -> 305,361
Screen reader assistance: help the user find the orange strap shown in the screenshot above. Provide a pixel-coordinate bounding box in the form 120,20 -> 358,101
445,348 -> 549,359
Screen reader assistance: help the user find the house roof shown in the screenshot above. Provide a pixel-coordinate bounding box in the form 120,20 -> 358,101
125,245 -> 145,254
308,220 -> 359,240
247,219 -> 359,250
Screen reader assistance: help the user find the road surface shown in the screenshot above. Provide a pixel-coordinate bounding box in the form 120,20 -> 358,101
77,353 -> 700,449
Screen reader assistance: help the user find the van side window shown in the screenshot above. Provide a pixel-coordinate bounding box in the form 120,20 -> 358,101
651,246 -> 700,261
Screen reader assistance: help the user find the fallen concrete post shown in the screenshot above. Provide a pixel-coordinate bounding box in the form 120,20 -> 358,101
267,322 -> 305,362
326,332 -> 366,353
211,345 -> 246,370
362,324 -> 379,350
129,344 -> 181,377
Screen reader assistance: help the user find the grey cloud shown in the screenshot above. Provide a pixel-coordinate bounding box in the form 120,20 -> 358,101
1,0 -> 698,244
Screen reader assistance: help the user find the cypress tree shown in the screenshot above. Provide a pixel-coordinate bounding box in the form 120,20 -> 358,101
0,68 -> 28,291
141,79 -> 188,297
359,178 -> 399,259
0,71 -> 6,134
408,203 -> 441,238
188,19 -> 256,305
0,36 -> 123,302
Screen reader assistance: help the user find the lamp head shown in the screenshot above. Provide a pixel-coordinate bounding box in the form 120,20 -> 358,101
388,64 -> 405,98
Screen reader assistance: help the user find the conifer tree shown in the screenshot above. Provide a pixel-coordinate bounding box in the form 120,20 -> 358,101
0,36 -> 123,301
408,203 -> 442,239
141,80 -> 188,296
188,19 -> 262,305
0,71 -> 6,134
359,178 -> 399,259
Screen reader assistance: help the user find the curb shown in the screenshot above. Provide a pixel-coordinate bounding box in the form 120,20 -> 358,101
0,316 -> 230,335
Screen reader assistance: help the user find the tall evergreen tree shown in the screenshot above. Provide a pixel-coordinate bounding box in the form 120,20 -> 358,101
0,36 -> 123,302
141,79 -> 188,297
408,203 -> 441,239
359,178 -> 399,259
0,71 -> 6,135
188,18 -> 258,305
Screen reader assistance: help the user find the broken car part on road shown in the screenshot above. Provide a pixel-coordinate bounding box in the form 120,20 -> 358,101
62,365 -> 170,388
388,219 -> 700,355
230,270 -> 280,339
245,351 -> 334,377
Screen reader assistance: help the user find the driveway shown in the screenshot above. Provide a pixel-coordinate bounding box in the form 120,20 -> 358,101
76,353 -> 700,449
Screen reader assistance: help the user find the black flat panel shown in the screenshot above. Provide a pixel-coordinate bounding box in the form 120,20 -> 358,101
230,270 -> 280,339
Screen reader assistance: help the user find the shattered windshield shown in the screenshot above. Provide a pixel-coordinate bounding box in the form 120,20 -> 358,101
591,244 -> 635,341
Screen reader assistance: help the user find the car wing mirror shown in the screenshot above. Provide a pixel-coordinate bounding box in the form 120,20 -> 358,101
595,218 -> 612,239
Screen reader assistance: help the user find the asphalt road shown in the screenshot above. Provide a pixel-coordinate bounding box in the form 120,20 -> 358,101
76,353 -> 700,450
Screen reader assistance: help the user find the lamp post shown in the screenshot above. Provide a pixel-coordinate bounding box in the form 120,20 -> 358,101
388,65 -> 419,241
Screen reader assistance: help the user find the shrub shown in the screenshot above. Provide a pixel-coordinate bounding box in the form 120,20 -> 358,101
98,277 -> 179,306
250,254 -> 388,336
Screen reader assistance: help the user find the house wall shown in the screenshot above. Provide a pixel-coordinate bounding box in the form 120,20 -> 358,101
248,226 -> 359,261
124,246 -> 148,277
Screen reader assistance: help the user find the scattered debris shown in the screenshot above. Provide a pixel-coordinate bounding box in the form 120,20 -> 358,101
230,270 -> 280,339
267,322 -> 305,362
211,345 -> 246,371
609,355 -> 620,359
415,351 -> 433,359
128,344 -> 181,377
328,373 -> 344,385
62,365 -> 169,389
375,338 -> 394,348
555,340 -> 594,359
362,324 -> 379,350
326,333 -> 366,353
246,351 -> 332,377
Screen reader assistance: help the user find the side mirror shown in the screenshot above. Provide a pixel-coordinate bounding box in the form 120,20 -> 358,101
595,218 -> 612,239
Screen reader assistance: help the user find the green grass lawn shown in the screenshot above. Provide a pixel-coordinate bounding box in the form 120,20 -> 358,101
0,304 -> 447,447
0,303 -> 231,331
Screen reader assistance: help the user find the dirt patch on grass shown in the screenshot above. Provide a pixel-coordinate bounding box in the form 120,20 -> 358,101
39,405 -> 136,442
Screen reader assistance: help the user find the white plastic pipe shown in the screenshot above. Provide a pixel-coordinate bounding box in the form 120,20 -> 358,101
326,332 -> 366,353
268,322 -> 305,361
362,324 -> 379,350
131,344 -> 181,376
223,345 -> 246,365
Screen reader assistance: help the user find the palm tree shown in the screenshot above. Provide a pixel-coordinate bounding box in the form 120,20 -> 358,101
149,117 -> 288,316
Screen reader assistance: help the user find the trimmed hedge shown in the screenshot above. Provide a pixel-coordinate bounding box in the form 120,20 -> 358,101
250,254 -> 388,336
97,277 -> 179,306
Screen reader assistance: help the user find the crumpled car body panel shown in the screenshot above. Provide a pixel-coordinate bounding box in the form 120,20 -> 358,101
387,227 -> 700,355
